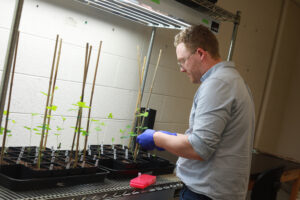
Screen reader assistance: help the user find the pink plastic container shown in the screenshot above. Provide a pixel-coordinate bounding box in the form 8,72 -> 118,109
130,174 -> 156,189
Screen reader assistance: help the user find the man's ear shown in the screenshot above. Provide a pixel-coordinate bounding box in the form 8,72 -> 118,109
196,48 -> 205,57
196,48 -> 206,60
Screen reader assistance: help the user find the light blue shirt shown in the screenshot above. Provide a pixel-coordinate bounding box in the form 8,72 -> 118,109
176,61 -> 255,200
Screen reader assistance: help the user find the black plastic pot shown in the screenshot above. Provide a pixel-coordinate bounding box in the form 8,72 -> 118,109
22,163 -> 52,178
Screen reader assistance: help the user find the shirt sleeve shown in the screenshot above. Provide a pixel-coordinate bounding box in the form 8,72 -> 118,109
188,78 -> 234,160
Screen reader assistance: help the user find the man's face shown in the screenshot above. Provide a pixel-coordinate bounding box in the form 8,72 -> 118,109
176,43 -> 202,84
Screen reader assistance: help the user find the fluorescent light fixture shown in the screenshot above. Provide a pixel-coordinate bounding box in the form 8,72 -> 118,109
74,0 -> 191,29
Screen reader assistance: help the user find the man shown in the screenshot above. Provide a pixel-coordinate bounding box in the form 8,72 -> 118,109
137,25 -> 255,200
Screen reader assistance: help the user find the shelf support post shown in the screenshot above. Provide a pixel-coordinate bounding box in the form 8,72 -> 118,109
227,11 -> 241,61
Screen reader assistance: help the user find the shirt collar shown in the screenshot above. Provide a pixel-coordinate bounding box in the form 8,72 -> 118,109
200,61 -> 235,82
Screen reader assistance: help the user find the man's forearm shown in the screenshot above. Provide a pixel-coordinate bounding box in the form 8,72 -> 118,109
153,132 -> 203,161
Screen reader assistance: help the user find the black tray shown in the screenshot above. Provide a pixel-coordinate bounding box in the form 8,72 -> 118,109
99,159 -> 175,179
151,163 -> 175,175
100,164 -> 151,179
0,164 -> 109,191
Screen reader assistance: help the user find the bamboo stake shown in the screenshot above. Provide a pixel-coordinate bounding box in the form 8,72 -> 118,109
83,41 -> 102,162
70,43 -> 89,157
128,56 -> 146,150
145,49 -> 162,108
133,49 -> 162,162
37,35 -> 59,169
43,38 -> 62,149
0,31 -> 20,165
73,45 -> 92,168
128,47 -> 143,149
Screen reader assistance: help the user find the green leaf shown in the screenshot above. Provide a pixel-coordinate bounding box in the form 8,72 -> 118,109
6,129 -> 11,133
137,111 -> 149,117
46,115 -> 52,118
128,131 -> 137,137
91,119 -> 99,122
95,127 -> 102,132
61,116 -> 66,121
68,108 -> 77,112
33,128 -> 39,131
12,120 -> 16,124
7,134 -> 12,137
56,126 -> 63,131
120,135 -> 130,139
82,130 -> 89,136
40,91 -> 48,96
71,126 -> 83,132
31,113 -> 39,116
47,105 -> 57,111
3,110 -> 7,115
107,113 -> 113,119
35,132 -> 41,135
55,86 -> 59,90
54,133 -> 60,136
74,101 -> 90,108
120,129 -> 125,133
111,137 -> 115,142
37,124 -> 51,131
136,126 -> 148,130
24,126 -> 31,131
126,125 -> 131,129
100,122 -> 106,126
0,127 -> 4,135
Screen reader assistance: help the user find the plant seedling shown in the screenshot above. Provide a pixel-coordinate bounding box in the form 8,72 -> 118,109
23,113 -> 39,146
111,137 -> 115,149
53,115 -> 66,149
54,126 -> 63,149
93,119 -> 104,145
119,124 -> 132,148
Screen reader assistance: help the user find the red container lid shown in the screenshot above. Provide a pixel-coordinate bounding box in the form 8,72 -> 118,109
130,174 -> 156,189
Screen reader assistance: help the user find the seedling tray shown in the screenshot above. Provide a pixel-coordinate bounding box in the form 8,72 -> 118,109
0,164 -> 109,191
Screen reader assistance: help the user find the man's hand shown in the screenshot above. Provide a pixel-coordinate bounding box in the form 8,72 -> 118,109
137,129 -> 178,151
136,129 -> 156,150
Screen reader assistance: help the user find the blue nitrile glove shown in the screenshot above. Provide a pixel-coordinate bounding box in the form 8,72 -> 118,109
158,130 -> 177,136
136,129 -> 156,150
155,130 -> 177,151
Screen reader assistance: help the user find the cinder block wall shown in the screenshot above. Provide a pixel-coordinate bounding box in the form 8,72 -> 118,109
0,0 -> 199,150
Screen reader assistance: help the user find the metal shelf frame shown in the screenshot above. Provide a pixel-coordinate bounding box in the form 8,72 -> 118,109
190,0 -> 240,23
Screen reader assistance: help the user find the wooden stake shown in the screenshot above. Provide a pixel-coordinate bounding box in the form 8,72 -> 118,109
0,31 -> 20,165
128,53 -> 146,149
43,38 -> 63,149
37,34 -> 59,169
70,43 -> 89,157
73,44 -> 92,168
133,50 -> 162,162
83,41 -> 102,162
145,49 -> 162,108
